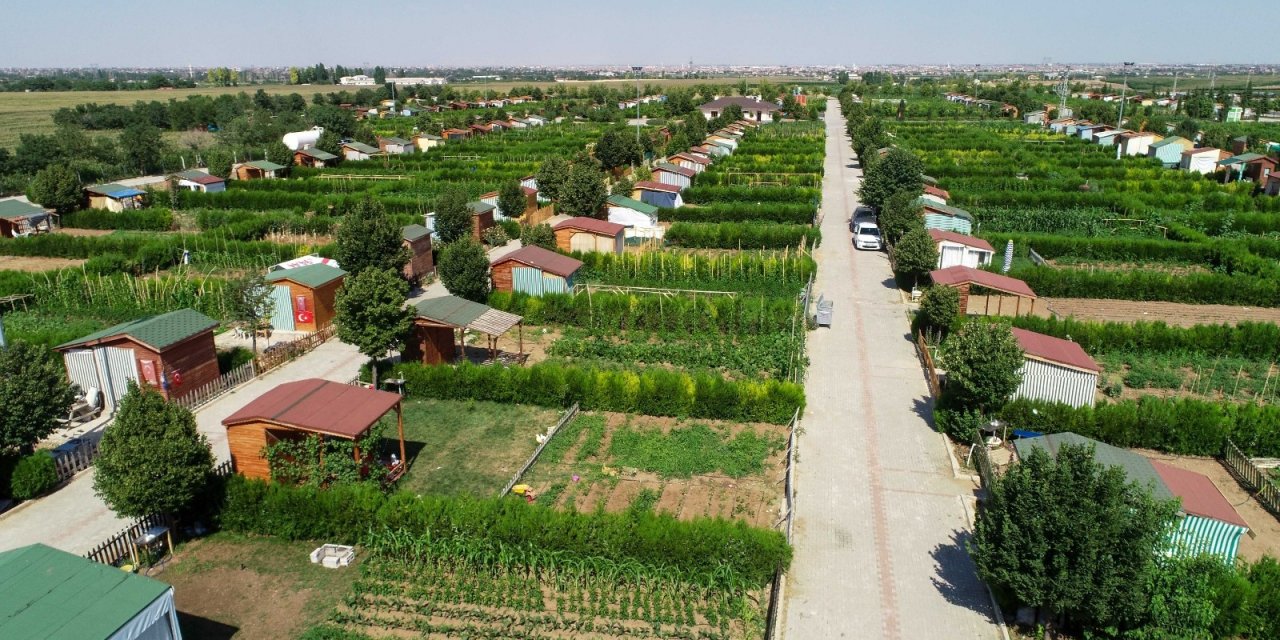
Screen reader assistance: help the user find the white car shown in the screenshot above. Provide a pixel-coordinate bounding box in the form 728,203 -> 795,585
854,222 -> 882,251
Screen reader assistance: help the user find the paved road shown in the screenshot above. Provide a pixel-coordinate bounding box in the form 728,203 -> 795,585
780,99 -> 1000,639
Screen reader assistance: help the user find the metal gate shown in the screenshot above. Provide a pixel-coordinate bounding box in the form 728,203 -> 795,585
100,347 -> 140,406
270,285 -> 295,331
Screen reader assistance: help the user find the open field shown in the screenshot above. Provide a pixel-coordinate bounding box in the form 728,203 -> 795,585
0,255 -> 85,272
1044,298 -> 1280,327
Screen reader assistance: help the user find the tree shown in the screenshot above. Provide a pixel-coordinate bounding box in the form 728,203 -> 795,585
877,190 -> 924,245
858,147 -> 923,210
373,66 -> 386,85
850,116 -> 888,160
520,223 -> 556,251
433,185 -> 473,244
315,129 -> 344,159
971,442 -> 1179,634
0,341 -> 77,455
536,156 -> 571,205
25,164 -> 82,214
93,382 -> 214,518
437,238 -> 491,303
914,285 -> 960,338
595,128 -> 641,170
497,180 -> 528,221
611,176 -> 634,196
334,197 -> 411,275
264,142 -> 294,175
889,227 -> 937,288
119,123 -> 165,175
1175,118 -> 1201,142
203,146 -> 234,179
227,273 -> 274,354
938,321 -> 1023,414
559,161 -> 607,219
334,268 -> 411,388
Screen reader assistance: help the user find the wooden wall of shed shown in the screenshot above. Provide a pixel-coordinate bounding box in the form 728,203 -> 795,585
277,277 -> 342,332
404,322 -> 457,365
490,260 -> 515,292
0,219 -> 16,238
472,211 -> 495,242
403,237 -> 435,280
226,422 -> 272,481
94,333 -> 218,401
313,279 -> 341,330
553,227 -> 575,252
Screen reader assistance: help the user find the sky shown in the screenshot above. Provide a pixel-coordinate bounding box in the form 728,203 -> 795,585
3,0 -> 1276,69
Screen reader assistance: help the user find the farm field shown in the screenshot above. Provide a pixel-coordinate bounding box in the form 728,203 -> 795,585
1043,298 -> 1280,327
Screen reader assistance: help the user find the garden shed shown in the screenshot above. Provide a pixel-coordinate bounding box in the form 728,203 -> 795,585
653,162 -> 696,189
920,184 -> 951,205
221,378 -> 406,482
553,217 -> 626,254
929,265 -> 1039,316
414,133 -> 443,151
377,136 -> 414,155
342,141 -> 381,162
606,194 -> 661,236
56,308 -> 219,406
293,147 -> 338,168
405,295 -> 524,364
172,169 -> 226,193
930,229 -> 993,269
669,152 -> 710,173
490,246 -> 583,296
916,199 -> 974,234
0,197 -> 57,238
0,543 -> 183,640
1010,327 -> 1100,408
1181,147 -> 1223,175
264,263 -> 346,333
467,201 -> 497,240
233,160 -> 286,180
84,184 -> 146,212
633,181 -> 684,209
402,224 -> 434,281
1148,136 -> 1194,167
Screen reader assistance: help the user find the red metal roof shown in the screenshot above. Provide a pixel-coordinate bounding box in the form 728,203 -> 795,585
187,173 -> 224,185
634,180 -> 681,194
929,265 -> 1036,298
521,186 -> 538,196
492,245 -> 583,278
221,379 -> 401,439
553,216 -> 625,236
656,163 -> 696,178
922,184 -> 951,200
928,229 -> 994,252
1150,460 -> 1249,528
1010,327 -> 1100,373
671,153 -> 710,165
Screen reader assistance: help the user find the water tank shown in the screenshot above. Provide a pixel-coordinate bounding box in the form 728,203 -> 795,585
282,127 -> 323,151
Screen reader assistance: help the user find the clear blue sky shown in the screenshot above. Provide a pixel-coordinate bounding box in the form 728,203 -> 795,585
4,0 -> 1276,68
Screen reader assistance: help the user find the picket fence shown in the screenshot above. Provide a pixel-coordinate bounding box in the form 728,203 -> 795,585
172,360 -> 256,411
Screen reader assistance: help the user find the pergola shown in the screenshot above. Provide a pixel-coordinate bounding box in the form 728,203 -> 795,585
408,295 -> 524,363
221,379 -> 406,481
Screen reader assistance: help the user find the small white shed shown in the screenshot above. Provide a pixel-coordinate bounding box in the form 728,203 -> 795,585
1011,328 -> 1100,408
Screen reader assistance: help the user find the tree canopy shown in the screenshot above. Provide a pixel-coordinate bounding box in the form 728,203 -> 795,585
858,147 -> 923,210
227,273 -> 274,353
119,123 -> 165,175
334,268 -> 411,388
520,223 -> 557,252
25,165 -> 82,214
0,341 -> 77,455
889,227 -> 937,288
877,190 -> 924,246
433,185 -> 473,245
437,237 -> 492,303
559,161 -> 608,219
595,128 -> 642,170
497,180 -> 528,221
535,156 -> 571,205
334,197 -> 411,275
938,321 -> 1024,415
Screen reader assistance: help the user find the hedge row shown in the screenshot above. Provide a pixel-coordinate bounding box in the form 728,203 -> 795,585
986,232 -> 1216,264
61,208 -> 173,231
1010,265 -> 1280,307
665,222 -> 820,250
394,361 -> 804,425
995,397 -> 1280,458
218,477 -> 791,587
1007,316 -> 1280,362
682,185 -> 819,205
0,232 -> 299,273
659,203 -> 815,225
487,291 -> 797,335
573,249 -> 814,297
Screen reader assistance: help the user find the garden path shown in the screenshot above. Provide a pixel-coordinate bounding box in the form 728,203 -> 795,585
779,99 -> 1001,639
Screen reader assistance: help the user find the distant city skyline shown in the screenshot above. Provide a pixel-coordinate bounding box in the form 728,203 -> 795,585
4,0 -> 1277,69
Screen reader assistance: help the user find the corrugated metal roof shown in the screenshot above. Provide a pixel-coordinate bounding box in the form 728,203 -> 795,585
554,216 -> 626,236
0,198 -> 47,220
57,308 -> 217,351
607,194 -> 659,215
402,224 -> 431,242
492,246 -> 583,278
264,263 -> 347,288
85,184 -> 145,198
467,201 -> 496,214
928,229 -> 992,252
1150,461 -> 1248,528
698,97 -> 779,112
297,147 -> 338,161
655,162 -> 695,178
634,180 -> 681,194
343,141 -> 381,155
0,544 -> 170,639
1013,432 -> 1173,502
380,136 -> 411,145
923,184 -> 951,200
245,160 -> 286,171
414,295 -> 521,335
174,170 -> 224,184
929,266 -> 1036,298
915,198 -> 974,222
1011,328 -> 1099,373
222,378 -> 400,439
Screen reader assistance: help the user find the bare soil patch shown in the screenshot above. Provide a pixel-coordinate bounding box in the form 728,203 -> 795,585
56,228 -> 113,237
1045,298 -> 1280,327
0,255 -> 85,272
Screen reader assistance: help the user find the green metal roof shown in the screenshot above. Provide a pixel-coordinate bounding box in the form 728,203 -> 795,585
0,199 -> 47,220
343,141 -> 380,154
1150,136 -> 1190,149
914,197 -> 974,222
381,136 -> 412,145
57,308 -> 218,351
298,147 -> 338,161
467,201 -> 496,214
84,183 -> 134,196
607,194 -> 659,215
0,543 -> 171,640
1222,152 -> 1265,165
414,295 -> 490,327
265,263 -> 347,288
245,160 -> 286,171
1013,432 -> 1173,502
402,224 -> 431,242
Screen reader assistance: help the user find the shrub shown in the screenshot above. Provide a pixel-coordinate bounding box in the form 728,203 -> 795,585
82,253 -> 131,275
914,285 -> 960,337
61,208 -> 174,231
665,222 -> 820,250
10,451 -> 58,500
519,223 -> 556,251
481,225 -> 510,247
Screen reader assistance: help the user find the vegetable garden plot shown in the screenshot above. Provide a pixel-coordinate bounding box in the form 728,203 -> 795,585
522,413 -> 788,529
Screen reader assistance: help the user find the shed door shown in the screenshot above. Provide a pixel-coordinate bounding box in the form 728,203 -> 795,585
940,245 -> 964,269
63,350 -> 100,398
101,346 -> 140,405
513,267 -> 544,296
570,232 -> 596,253
270,285 -> 295,331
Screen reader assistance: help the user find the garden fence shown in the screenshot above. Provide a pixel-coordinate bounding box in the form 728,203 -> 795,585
765,406 -> 801,640
84,460 -> 233,567
53,438 -> 102,483
172,360 -> 256,411
499,403 -> 580,497
915,332 -> 942,398
790,274 -> 815,384
972,431 -> 996,491
253,325 -> 337,374
1028,247 -> 1050,267
1223,439 -> 1280,520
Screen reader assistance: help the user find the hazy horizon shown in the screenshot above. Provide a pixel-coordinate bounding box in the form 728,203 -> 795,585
4,0 -> 1277,69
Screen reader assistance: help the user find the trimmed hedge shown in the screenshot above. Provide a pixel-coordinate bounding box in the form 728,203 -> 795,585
659,203 -> 815,225
1007,315 -> 1280,362
488,291 -> 797,335
218,476 -> 792,586
1009,265 -> 1280,307
10,452 -> 58,500
394,361 -> 804,425
985,232 -> 1215,264
666,222 -> 820,250
61,208 -> 173,231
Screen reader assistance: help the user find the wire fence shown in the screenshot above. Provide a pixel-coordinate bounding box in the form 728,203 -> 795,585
498,403 -> 580,497
764,406 -> 801,640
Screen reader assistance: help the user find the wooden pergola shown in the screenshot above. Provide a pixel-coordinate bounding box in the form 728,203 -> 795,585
406,295 -> 524,364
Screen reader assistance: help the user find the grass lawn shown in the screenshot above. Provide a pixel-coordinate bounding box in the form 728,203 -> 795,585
158,532 -> 356,640
390,398 -> 566,498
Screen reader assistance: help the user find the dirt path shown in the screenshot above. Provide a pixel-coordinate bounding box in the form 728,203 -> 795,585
1046,298 -> 1280,327
0,255 -> 85,272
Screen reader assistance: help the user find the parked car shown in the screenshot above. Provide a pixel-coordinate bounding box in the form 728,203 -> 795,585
854,222 -> 882,251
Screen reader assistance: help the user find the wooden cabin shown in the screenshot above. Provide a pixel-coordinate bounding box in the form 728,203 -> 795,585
294,147 -> 338,168
467,201 -> 497,241
402,224 -> 434,281
553,217 -> 626,254
404,295 -> 524,365
490,246 -> 583,296
929,265 -> 1039,317
84,184 -> 146,212
264,263 -> 347,332
56,309 -> 219,406
233,160 -> 286,180
221,379 -> 406,482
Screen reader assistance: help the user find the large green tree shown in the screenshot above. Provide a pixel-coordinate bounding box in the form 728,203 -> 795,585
972,442 -> 1179,634
914,285 -> 960,338
25,165 -> 82,214
119,123 -> 165,175
496,180 -> 528,221
437,238 -> 492,303
559,162 -> 608,219
595,128 -> 642,170
889,227 -> 937,288
520,223 -> 556,252
858,147 -> 923,210
335,197 -> 411,275
877,190 -> 924,245
93,382 -> 214,518
938,321 -> 1023,414
334,268 -> 411,388
535,156 -> 571,205
433,185 -> 473,244
0,341 -> 77,454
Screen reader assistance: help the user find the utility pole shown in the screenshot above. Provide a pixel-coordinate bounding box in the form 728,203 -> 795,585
632,66 -> 643,149
1116,61 -> 1134,131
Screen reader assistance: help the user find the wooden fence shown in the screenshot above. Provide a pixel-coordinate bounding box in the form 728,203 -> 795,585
499,403 -> 580,497
1223,439 -> 1280,519
84,460 -> 232,567
254,325 -> 336,374
172,360 -> 256,411
915,332 -> 942,398
53,439 -> 102,483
